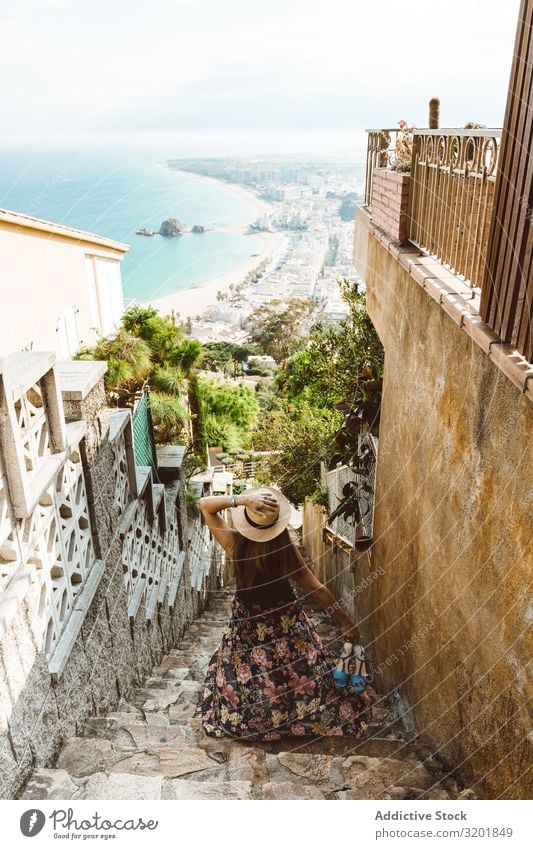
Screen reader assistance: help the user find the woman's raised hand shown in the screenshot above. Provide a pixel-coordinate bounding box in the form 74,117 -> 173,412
242,489 -> 279,520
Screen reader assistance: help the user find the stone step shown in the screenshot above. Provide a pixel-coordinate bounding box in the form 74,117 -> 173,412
170,778 -> 253,800
19,581 -> 474,801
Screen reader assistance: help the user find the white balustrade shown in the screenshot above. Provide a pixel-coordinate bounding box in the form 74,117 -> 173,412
188,517 -> 212,592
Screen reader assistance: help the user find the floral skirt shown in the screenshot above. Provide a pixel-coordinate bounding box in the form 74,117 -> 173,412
200,594 -> 373,741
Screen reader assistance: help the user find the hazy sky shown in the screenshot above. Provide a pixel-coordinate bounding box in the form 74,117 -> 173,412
0,0 -> 521,153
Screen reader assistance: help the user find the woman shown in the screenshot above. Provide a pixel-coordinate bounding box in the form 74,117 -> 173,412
199,486 -> 373,741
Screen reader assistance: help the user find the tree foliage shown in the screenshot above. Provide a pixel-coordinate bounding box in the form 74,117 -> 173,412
243,298 -> 313,363
276,281 -> 384,410
199,378 -> 259,451
201,341 -> 252,376
253,402 -> 338,504
252,281 -> 384,503
77,305 -> 199,450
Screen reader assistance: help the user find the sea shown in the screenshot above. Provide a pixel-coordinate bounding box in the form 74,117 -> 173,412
0,149 -> 264,303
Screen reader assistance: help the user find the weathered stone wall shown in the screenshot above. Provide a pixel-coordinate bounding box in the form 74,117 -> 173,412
356,233 -> 532,799
0,366 -> 211,799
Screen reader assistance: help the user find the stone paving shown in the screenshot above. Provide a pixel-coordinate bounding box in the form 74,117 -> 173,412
22,591 -> 475,801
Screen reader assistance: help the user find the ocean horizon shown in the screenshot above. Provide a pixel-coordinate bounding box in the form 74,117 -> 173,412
0,149 -> 265,303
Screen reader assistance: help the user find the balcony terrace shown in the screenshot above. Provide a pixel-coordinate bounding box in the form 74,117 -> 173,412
358,123 -> 532,393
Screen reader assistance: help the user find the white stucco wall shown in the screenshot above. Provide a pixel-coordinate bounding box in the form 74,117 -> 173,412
0,214 -> 128,357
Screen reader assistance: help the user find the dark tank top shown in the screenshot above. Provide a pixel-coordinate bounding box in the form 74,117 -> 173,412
235,574 -> 294,609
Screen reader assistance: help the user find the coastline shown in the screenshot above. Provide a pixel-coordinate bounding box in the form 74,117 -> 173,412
166,168 -> 270,219
145,170 -> 280,320
147,229 -> 283,320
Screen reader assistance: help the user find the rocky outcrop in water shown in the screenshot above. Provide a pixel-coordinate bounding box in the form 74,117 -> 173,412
191,225 -> 205,233
159,218 -> 184,237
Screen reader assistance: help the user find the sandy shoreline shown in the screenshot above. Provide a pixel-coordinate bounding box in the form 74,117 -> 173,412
147,230 -> 283,320
145,171 -> 280,320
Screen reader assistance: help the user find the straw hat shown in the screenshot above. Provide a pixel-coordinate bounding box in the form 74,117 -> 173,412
230,486 -> 294,542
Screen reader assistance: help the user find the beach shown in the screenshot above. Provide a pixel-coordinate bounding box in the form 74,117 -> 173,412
146,172 -> 282,320
147,229 -> 283,319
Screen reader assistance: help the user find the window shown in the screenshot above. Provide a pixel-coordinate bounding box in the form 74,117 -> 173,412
85,255 -> 125,336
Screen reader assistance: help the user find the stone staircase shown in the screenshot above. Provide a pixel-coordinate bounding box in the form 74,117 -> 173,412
21,591 -> 475,801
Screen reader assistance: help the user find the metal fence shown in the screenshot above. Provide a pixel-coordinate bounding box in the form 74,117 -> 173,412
323,435 -> 377,546
132,390 -> 158,478
355,434 -> 377,539
409,129 -> 501,289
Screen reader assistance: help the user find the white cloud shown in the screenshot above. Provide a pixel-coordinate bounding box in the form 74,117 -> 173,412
0,0 -> 521,143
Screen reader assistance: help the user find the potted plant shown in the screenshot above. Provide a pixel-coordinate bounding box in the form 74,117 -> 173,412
391,119 -> 417,172
370,119 -> 415,243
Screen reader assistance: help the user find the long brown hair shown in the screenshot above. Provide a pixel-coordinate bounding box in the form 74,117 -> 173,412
232,529 -> 301,589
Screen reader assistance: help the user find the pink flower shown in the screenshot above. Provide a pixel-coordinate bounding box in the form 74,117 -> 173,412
398,119 -> 407,128
289,674 -> 316,697
274,639 -> 290,659
340,701 -> 355,721
263,681 -> 286,703
307,646 -> 318,664
251,646 -> 268,667
221,682 -> 240,708
290,724 -> 307,736
236,663 -> 252,684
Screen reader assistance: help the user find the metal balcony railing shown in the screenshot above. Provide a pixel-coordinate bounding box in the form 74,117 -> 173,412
409,129 -> 502,289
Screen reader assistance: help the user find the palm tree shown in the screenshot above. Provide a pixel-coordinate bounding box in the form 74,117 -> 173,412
77,330 -> 152,401
170,339 -> 207,462
78,308 -> 209,462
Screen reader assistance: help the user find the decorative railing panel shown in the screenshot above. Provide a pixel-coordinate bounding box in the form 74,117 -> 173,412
188,517 -> 212,592
111,428 -> 133,514
0,353 -> 196,671
0,437 -> 95,657
119,419 -> 185,617
23,447 -> 95,655
354,434 -> 377,539
0,460 -> 20,595
409,129 -> 501,289
165,513 -> 185,608
0,354 -> 67,518
14,382 -> 52,474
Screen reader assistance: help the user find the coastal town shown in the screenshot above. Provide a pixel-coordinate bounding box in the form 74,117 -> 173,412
153,157 -> 366,344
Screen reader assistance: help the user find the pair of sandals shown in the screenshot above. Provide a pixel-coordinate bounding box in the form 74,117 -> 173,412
333,641 -> 372,694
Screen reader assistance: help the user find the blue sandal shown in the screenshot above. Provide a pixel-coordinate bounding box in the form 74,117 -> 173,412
332,641 -> 353,689
348,645 -> 372,694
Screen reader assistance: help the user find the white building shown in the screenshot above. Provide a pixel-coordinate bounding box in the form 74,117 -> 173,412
0,208 -> 129,357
